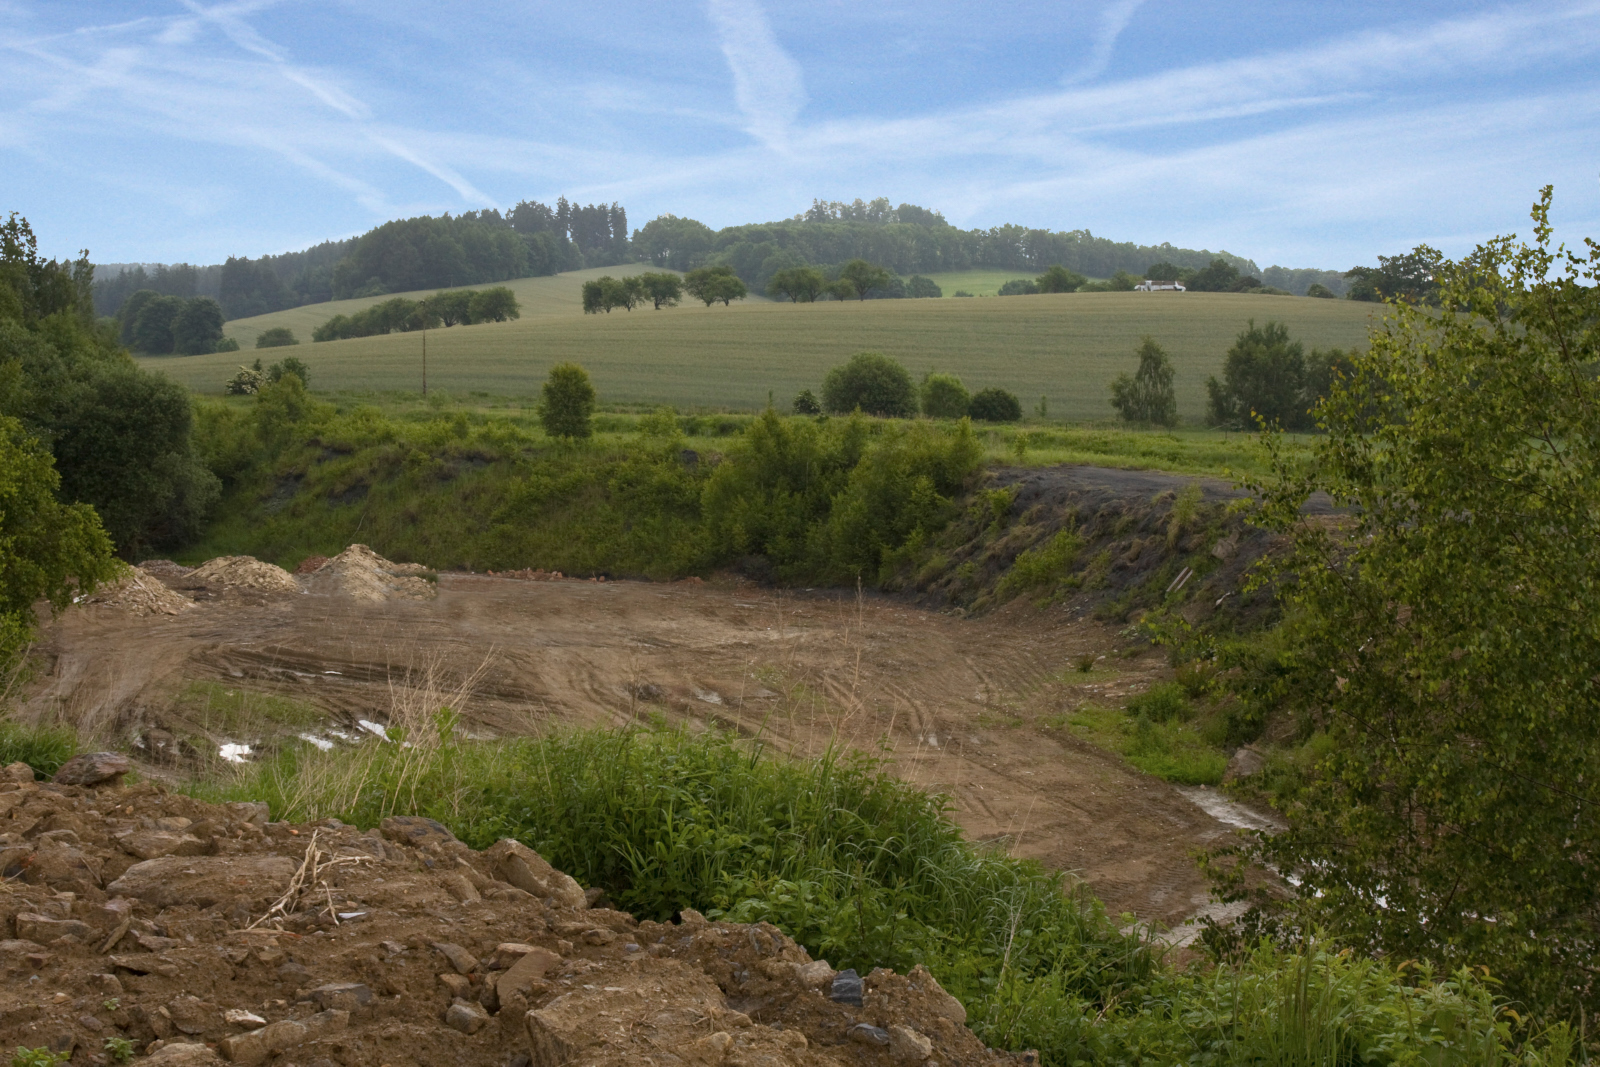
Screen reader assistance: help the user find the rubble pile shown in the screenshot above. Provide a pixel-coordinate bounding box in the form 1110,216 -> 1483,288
0,766 -> 1027,1066
299,546 -> 435,603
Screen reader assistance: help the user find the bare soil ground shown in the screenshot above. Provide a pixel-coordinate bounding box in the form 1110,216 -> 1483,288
0,771 -> 1016,1066
24,566 -> 1253,931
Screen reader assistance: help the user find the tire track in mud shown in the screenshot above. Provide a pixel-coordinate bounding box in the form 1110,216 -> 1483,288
25,572 -> 1252,927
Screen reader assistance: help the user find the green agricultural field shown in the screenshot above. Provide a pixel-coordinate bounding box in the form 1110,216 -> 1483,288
148,290 -> 1381,422
220,263 -> 666,349
917,268 -> 1067,297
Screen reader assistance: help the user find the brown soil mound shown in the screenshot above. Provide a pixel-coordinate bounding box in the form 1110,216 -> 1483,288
184,556 -> 300,595
301,545 -> 436,602
134,560 -> 193,581
76,568 -> 195,617
0,771 -> 1024,1067
293,556 -> 330,575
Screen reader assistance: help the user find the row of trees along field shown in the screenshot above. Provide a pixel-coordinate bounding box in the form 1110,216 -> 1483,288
93,195 -> 1375,325
310,286 -> 520,341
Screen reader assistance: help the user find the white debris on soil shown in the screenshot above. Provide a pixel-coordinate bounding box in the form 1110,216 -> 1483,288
1175,785 -> 1283,832
218,742 -> 253,762
299,544 -> 436,602
75,566 -> 196,616
297,734 -> 336,751
357,719 -> 391,740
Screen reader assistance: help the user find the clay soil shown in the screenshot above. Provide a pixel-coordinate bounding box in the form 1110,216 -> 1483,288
22,561 -> 1259,932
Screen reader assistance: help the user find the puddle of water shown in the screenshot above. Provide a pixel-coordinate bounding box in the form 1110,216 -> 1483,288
1176,785 -> 1284,832
218,742 -> 252,763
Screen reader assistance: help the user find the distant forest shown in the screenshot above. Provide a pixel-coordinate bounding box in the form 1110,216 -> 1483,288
93,196 -> 1346,320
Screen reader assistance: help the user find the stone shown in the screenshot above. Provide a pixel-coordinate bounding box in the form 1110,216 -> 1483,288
432,941 -> 477,974
1225,746 -> 1266,781
108,854 -> 297,910
484,839 -> 587,910
155,816 -> 194,831
444,999 -> 489,1035
51,751 -> 131,787
793,959 -> 834,988
890,1024 -> 934,1064
306,982 -> 372,1013
378,816 -> 458,850
109,954 -> 178,977
224,801 -> 271,826
684,1031 -> 732,1064
218,1008 -> 347,1065
144,1043 -> 225,1067
437,973 -> 472,998
88,973 -> 123,995
495,946 -> 560,999
491,942 -> 539,970
526,1007 -> 589,1067
441,873 -> 480,903
21,846 -> 102,891
909,964 -> 967,1025
849,1023 -> 891,1046
117,830 -> 209,860
580,927 -> 616,946
76,1014 -> 104,1032
830,968 -> 864,1006
224,1009 -> 267,1027
1,761 -> 34,783
14,912 -> 93,942
166,995 -> 212,1035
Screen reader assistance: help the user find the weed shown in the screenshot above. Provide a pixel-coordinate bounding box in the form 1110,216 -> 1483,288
996,528 -> 1082,602
1126,682 -> 1190,723
10,1050 -> 68,1067
1166,480 -> 1203,549
102,1037 -> 134,1064
0,722 -> 76,778
1073,652 -> 1097,673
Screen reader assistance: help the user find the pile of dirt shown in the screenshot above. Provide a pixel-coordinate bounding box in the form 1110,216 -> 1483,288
301,545 -> 436,602
76,569 -> 195,618
133,561 -> 193,582
293,557 -> 330,576
0,769 -> 1027,1067
182,557 -> 301,596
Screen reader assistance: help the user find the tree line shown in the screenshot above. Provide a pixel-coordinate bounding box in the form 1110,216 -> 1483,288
311,286 -> 520,341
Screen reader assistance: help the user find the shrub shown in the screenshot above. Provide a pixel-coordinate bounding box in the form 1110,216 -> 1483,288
906,275 -> 942,298
256,326 -> 298,348
1305,282 -> 1337,298
791,389 -> 821,415
952,290 -> 974,298
820,352 -> 915,417
967,387 -> 1022,422
919,373 -> 970,418
266,355 -> 310,389
996,528 -> 1081,601
1036,264 -> 1086,293
539,362 -> 596,439
1126,681 -> 1190,723
997,278 -> 1037,296
1109,337 -> 1179,426
1205,319 -> 1310,429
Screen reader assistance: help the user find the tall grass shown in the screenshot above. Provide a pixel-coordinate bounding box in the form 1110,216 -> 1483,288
195,724 -> 1572,1066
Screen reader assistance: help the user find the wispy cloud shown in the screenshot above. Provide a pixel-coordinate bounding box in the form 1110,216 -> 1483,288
1066,0 -> 1147,84
704,0 -> 806,151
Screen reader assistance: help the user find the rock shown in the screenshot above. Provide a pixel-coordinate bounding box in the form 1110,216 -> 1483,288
88,972 -> 123,995
684,1031 -> 732,1064
526,1006 -> 590,1067
484,839 -> 587,910
793,959 -> 834,988
117,830 -> 209,860
831,968 -> 864,1006
910,964 -> 967,1025
1225,745 -> 1266,781
491,942 -> 539,969
21,845 -> 102,890
495,946 -> 560,998
76,1013 -> 104,1031
109,954 -> 178,977
583,886 -> 611,909
581,927 -> 616,946
224,1009 -> 266,1027
51,751 -> 131,787
275,961 -> 311,983
432,941 -> 477,974
107,854 -> 297,909
1,761 -> 34,783
218,1008 -> 347,1065
441,873 -> 480,903
379,816 -> 458,850
155,816 -> 193,831
306,982 -> 372,1012
144,1043 -> 225,1067
224,801 -> 271,826
14,912 -> 93,942
438,973 -> 472,998
890,1024 -> 934,1064
444,999 -> 489,1035
849,1023 -> 891,1046
166,994 -> 212,1035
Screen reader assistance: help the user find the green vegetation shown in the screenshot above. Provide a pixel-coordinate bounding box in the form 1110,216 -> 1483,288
683,264 -> 748,306
255,326 -> 298,348
919,373 -> 970,418
1060,702 -> 1227,786
118,290 -> 228,355
10,1048 -> 69,1067
312,286 -> 519,341
967,387 -> 1022,422
0,721 -> 78,778
821,351 -> 916,416
538,362 -> 596,439
1109,338 -> 1178,427
152,292 -> 1376,422
191,723 -> 1574,1066
1173,189 -> 1600,1024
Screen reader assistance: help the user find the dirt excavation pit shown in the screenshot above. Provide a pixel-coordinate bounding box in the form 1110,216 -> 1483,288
0,771 -> 1025,1066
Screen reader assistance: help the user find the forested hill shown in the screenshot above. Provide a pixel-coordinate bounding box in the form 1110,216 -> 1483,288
92,195 -> 1345,319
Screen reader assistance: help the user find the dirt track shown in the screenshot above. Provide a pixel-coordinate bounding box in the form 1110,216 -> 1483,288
26,571 -> 1256,932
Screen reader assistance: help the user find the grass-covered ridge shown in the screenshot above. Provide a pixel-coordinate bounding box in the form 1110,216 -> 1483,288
189,722 -> 1577,1066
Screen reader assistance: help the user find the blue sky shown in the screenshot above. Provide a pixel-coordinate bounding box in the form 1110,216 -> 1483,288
4,0 -> 1599,270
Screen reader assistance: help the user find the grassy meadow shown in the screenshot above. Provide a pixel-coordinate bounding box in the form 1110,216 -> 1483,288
149,288 -> 1380,422
918,268 -> 1053,296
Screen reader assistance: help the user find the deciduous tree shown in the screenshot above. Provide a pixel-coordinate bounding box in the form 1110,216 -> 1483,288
539,362 -> 596,439
838,259 -> 893,300
821,352 -> 915,416
1109,337 -> 1178,426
